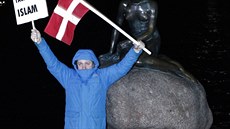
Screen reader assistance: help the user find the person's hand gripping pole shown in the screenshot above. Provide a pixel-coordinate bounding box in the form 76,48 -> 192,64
132,40 -> 150,54
133,40 -> 146,53
30,21 -> 41,44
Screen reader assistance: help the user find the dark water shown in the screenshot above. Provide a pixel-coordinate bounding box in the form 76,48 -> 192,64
192,6 -> 229,128
158,0 -> 230,128
0,0 -> 229,128
184,1 -> 229,128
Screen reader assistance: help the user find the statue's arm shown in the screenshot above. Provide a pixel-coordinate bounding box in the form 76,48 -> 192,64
109,0 -> 128,54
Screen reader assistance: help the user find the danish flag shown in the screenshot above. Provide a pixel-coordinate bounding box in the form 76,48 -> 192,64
44,0 -> 89,45
44,0 -> 152,54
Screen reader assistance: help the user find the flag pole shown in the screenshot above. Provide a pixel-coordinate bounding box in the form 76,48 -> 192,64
80,0 -> 151,55
32,20 -> 35,29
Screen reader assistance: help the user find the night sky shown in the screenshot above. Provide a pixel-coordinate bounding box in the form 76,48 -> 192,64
1,0 -> 229,128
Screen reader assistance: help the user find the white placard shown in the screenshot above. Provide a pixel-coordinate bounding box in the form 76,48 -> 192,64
13,0 -> 48,25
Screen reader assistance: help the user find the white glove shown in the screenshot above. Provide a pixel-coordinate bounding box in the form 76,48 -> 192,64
31,29 -> 41,44
133,40 -> 145,53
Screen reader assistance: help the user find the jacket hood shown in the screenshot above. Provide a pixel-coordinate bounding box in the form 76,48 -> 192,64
72,49 -> 99,70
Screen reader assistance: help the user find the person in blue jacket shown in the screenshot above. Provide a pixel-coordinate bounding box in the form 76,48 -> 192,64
30,29 -> 144,129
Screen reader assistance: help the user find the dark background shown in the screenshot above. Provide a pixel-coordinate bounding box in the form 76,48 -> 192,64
0,0 -> 229,128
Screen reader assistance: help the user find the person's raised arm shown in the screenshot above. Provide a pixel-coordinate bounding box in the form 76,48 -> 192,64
30,29 -> 71,88
101,41 -> 145,86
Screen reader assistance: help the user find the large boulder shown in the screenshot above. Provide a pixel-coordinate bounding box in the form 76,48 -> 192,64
106,67 -> 213,129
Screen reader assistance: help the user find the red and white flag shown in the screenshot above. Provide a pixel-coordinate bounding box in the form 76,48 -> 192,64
44,0 -> 89,45
44,0 -> 151,54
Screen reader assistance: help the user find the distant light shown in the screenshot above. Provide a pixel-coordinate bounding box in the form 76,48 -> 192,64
0,1 -> 5,6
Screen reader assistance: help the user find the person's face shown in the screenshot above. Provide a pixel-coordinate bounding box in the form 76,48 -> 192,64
76,60 -> 94,70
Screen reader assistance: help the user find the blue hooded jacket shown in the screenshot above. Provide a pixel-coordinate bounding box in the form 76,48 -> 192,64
35,38 -> 142,129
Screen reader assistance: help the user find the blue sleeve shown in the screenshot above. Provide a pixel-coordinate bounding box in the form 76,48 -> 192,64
101,47 -> 142,87
35,38 -> 72,88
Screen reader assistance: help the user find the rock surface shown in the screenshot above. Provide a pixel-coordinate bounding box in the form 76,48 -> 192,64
106,67 -> 213,129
